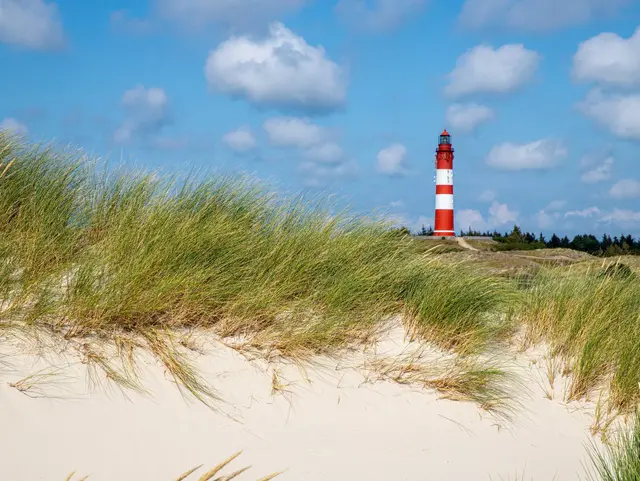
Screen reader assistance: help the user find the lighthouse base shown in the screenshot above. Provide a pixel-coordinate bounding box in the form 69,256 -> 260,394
433,231 -> 455,237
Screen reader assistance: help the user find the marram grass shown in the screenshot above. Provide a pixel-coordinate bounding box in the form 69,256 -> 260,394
586,410 -> 640,481
64,450 -> 283,481
0,132 -> 517,406
519,263 -> 640,416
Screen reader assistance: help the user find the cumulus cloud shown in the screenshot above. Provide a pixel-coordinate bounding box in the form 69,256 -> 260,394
303,142 -> 344,164
204,23 -> 346,113
263,117 -> 326,148
335,0 -> 426,32
263,116 -> 344,163
610,179 -> 640,199
458,0 -> 630,32
486,139 -> 567,170
550,205 -> 640,229
578,89 -> 640,140
445,44 -> 540,97
222,127 -> 256,153
298,159 -> 357,187
581,156 -> 614,183
376,143 -> 408,176
599,209 -> 640,226
113,85 -> 170,144
565,207 -> 601,219
534,200 -> 566,228
457,201 -> 518,232
154,0 -> 305,31
445,103 -> 495,133
0,0 -> 64,50
0,118 -> 28,136
534,210 -> 559,229
488,200 -> 518,226
573,27 -> 640,87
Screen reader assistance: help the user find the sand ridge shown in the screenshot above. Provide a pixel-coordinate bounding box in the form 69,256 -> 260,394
0,322 -> 601,481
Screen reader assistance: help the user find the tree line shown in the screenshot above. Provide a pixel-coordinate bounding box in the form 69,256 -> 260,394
404,224 -> 640,256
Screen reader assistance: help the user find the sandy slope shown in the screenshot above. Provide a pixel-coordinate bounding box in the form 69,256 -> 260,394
0,324 -> 601,481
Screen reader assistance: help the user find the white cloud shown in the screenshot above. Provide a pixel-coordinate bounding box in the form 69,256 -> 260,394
389,200 -> 405,208
599,208 -> 640,226
0,0 -> 64,50
445,44 -> 540,97
579,148 -> 612,168
445,103 -> 495,133
299,159 -> 357,187
263,117 -> 326,147
114,85 -> 170,144
478,189 -> 496,202
458,0 -> 630,32
376,143 -> 408,176
580,156 -> 613,183
335,0 -> 426,32
154,0 -> 305,31
392,214 -> 433,233
457,209 -> 488,232
565,207 -> 601,218
488,200 -> 518,225
303,141 -> 344,164
457,201 -> 518,232
534,209 -> 560,229
0,118 -> 28,136
578,89 -> 640,140
573,27 -> 640,87
534,200 -> 566,228
263,116 -> 348,167
486,139 -> 567,170
222,127 -> 256,153
205,23 -> 346,113
610,179 -> 640,199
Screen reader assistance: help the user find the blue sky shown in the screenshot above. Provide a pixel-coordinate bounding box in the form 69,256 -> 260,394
1,0 -> 640,237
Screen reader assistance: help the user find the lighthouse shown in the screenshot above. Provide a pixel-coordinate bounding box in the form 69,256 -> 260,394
434,129 -> 455,237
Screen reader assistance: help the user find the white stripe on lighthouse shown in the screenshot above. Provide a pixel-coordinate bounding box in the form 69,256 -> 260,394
435,169 -> 453,185
435,194 -> 454,210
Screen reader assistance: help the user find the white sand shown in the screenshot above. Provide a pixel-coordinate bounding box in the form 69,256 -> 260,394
0,324 -> 601,481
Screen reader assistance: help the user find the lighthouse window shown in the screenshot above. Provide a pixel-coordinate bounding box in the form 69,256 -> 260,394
439,135 -> 450,144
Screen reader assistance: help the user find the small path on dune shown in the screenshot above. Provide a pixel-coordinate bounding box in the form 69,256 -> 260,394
455,237 -> 478,251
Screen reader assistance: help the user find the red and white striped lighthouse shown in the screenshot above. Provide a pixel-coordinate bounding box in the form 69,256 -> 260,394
434,129 -> 455,237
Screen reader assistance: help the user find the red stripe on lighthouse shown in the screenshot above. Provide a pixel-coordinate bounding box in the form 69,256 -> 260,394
435,185 -> 453,194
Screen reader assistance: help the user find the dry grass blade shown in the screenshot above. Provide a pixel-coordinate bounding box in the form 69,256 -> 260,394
197,451 -> 243,481
175,464 -> 203,481
254,472 -> 284,481
144,330 -> 221,409
214,466 -> 251,480
62,474 -> 89,481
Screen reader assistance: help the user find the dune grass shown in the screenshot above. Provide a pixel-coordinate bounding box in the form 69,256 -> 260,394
587,411 -> 640,481
519,262 -> 640,419
0,132 -> 519,406
64,450 -> 283,481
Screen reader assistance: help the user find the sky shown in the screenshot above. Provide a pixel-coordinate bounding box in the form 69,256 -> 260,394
1,0 -> 640,237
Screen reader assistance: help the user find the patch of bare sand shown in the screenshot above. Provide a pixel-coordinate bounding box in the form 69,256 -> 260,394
0,321 -> 602,481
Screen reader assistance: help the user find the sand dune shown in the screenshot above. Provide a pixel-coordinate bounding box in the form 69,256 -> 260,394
0,323 -> 601,481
